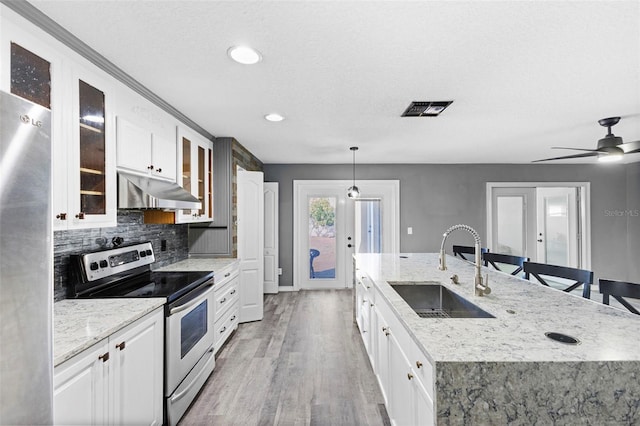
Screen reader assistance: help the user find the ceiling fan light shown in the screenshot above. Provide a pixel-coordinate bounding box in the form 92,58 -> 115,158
598,153 -> 623,163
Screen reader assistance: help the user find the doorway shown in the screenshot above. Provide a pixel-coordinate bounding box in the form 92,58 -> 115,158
486,182 -> 590,269
293,180 -> 399,290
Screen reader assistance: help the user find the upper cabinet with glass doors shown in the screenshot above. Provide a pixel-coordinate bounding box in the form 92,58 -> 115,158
1,15 -> 116,230
175,126 -> 213,223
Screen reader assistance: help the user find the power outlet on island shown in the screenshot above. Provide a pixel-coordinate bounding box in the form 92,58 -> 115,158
278,268 -> 283,275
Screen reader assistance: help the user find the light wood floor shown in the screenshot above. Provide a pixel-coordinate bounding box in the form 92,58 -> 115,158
178,290 -> 390,426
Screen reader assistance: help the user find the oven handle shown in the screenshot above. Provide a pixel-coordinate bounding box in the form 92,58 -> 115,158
169,345 -> 215,403
169,283 -> 215,315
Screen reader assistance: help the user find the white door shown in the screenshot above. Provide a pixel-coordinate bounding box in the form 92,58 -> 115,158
488,183 -> 588,269
293,180 -> 400,291
295,183 -> 350,290
490,187 -> 537,258
264,182 -> 279,294
536,187 -> 579,267
237,170 -> 264,322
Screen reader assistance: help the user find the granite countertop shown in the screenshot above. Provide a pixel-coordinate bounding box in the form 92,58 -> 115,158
154,257 -> 239,273
53,298 -> 165,367
356,253 -> 640,364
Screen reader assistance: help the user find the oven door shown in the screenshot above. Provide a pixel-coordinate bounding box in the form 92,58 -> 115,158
165,280 -> 215,395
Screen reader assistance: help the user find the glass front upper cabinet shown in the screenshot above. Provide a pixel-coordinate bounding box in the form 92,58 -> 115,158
10,42 -> 51,108
78,80 -> 106,216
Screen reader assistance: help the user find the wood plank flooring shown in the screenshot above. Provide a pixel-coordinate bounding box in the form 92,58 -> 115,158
178,290 -> 390,426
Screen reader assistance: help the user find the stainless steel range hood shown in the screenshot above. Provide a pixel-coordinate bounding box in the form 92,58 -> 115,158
118,170 -> 201,210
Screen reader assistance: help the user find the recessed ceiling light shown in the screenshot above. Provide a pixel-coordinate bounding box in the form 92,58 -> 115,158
227,46 -> 262,65
264,113 -> 284,122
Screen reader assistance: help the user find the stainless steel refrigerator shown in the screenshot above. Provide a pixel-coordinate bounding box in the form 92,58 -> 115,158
0,90 -> 53,424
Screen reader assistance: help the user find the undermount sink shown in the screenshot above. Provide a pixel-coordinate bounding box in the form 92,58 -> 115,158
389,282 -> 495,319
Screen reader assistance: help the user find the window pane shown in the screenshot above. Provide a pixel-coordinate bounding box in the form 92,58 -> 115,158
11,43 -> 51,109
496,196 -> 523,256
356,200 -> 381,253
544,195 -> 569,266
309,197 -> 336,279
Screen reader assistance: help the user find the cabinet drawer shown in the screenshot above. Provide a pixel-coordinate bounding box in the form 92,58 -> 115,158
214,302 -> 238,351
410,341 -> 434,401
214,264 -> 239,289
215,277 -> 238,320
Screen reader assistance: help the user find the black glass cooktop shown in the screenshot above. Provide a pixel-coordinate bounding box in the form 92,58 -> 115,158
80,270 -> 214,303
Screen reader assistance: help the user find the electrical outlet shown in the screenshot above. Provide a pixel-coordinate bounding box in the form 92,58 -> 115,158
278,268 -> 283,275
407,227 -> 413,235
161,239 -> 167,251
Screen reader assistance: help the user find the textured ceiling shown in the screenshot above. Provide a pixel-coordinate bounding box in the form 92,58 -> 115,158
29,0 -> 640,164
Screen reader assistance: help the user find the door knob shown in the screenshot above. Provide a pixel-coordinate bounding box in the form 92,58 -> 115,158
537,239 -> 543,242
347,244 -> 352,248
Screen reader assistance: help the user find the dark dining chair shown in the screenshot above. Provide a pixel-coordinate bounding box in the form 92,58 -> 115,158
483,253 -> 529,279
523,262 -> 593,299
599,279 -> 640,315
452,245 -> 489,265
309,249 -> 320,278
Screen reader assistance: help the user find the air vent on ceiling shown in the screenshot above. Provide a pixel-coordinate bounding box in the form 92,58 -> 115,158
401,101 -> 453,117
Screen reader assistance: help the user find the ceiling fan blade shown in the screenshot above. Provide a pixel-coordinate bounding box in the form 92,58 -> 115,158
532,152 -> 599,163
551,147 -> 600,152
620,140 -> 640,154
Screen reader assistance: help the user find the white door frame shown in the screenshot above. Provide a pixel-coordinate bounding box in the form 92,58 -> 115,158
293,180 -> 400,291
486,182 -> 591,270
263,182 -> 279,294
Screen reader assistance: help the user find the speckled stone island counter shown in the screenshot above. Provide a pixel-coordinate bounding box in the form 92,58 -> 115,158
54,298 -> 165,367
154,257 -> 239,273
355,253 -> 640,425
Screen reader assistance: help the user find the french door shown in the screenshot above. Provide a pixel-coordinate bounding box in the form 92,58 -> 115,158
487,183 -> 589,269
293,180 -> 400,290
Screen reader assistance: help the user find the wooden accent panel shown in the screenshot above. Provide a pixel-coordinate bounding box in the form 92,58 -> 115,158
143,210 -> 176,224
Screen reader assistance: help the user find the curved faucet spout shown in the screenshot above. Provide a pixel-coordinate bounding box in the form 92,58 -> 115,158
438,224 -> 490,296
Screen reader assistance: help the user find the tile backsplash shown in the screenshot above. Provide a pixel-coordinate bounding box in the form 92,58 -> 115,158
53,211 -> 188,301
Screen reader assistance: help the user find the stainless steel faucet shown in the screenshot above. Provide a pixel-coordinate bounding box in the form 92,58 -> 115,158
438,224 -> 491,296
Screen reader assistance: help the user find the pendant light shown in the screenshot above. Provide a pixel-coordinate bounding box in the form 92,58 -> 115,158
347,146 -> 360,199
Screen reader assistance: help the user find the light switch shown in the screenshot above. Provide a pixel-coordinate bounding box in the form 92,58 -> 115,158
407,227 -> 413,235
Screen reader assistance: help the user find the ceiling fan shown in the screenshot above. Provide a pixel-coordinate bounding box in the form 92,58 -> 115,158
533,117 -> 640,163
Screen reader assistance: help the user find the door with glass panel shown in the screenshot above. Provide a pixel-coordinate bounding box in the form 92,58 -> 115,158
490,185 -> 584,268
295,184 -> 350,290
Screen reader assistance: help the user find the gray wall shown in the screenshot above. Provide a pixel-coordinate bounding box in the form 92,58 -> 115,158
264,163 -> 638,288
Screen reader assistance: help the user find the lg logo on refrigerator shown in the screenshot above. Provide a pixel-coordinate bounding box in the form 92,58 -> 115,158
19,114 -> 42,127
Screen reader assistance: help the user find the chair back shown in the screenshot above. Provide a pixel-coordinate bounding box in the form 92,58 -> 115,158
523,262 -> 593,299
310,249 -> 320,278
599,279 -> 640,315
452,245 -> 489,265
483,253 -> 529,279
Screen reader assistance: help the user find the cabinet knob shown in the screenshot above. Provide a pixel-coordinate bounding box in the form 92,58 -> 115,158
56,213 -> 67,220
116,341 -> 126,351
407,373 -> 414,380
370,303 -> 374,307
98,352 -> 109,362
385,331 -> 390,336
147,165 -> 154,170
382,326 -> 388,332
75,212 -> 85,219
156,168 -> 162,173
416,361 -> 423,369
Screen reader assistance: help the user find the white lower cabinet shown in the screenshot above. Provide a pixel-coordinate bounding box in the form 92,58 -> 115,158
54,308 -> 164,425
213,262 -> 240,353
356,277 -> 435,426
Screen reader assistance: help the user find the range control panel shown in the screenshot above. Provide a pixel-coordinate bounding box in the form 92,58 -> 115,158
81,242 -> 155,281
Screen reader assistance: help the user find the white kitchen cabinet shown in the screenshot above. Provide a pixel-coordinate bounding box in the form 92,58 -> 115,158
116,116 -> 177,182
1,14 -> 116,230
357,270 -> 436,426
53,340 -> 109,425
213,262 -> 240,353
53,308 -> 164,426
52,66 -> 117,230
175,126 -> 213,223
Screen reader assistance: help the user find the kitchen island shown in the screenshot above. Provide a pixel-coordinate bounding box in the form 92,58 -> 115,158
355,253 -> 640,425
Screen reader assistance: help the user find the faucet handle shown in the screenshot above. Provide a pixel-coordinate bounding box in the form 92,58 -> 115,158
483,274 -> 491,295
475,274 -> 491,296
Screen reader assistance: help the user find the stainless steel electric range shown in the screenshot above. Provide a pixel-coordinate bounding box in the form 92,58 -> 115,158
69,241 -> 216,425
